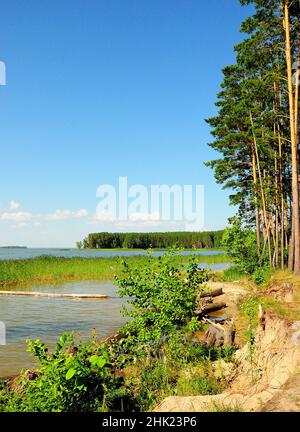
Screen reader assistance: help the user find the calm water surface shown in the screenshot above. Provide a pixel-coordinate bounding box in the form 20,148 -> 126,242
0,247 -> 224,260
0,281 -> 128,377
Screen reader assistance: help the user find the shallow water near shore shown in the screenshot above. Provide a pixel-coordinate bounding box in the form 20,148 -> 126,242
0,281 -> 128,377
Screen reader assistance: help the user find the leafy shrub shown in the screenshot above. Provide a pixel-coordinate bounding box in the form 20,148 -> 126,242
222,218 -> 268,274
115,249 -> 209,354
252,268 -> 268,285
2,333 -> 124,412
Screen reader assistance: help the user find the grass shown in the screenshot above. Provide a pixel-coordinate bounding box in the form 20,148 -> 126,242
176,369 -> 220,396
0,253 -> 230,287
212,266 -> 248,282
256,270 -> 300,321
211,401 -> 244,412
232,269 -> 300,346
124,356 -> 224,411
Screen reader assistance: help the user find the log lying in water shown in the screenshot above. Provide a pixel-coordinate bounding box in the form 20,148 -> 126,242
0,290 -> 112,299
198,288 -> 223,299
195,301 -> 227,317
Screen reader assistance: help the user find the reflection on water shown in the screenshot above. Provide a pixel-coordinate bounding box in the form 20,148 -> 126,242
0,281 -> 127,377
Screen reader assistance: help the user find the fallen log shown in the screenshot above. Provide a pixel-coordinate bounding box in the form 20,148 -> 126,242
0,290 -> 112,299
195,301 -> 227,316
198,288 -> 223,299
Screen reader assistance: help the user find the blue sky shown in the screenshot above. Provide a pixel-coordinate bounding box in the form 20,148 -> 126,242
0,0 -> 251,247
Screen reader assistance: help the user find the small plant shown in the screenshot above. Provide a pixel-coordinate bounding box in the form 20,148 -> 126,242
134,360 -> 175,411
239,295 -> 263,381
212,401 -> 244,412
252,268 -> 265,285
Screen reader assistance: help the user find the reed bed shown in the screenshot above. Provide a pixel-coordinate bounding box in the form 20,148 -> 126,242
0,253 -> 230,287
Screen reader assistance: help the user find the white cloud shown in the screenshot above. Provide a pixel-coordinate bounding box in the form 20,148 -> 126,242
92,210 -> 116,222
75,209 -> 89,218
47,209 -> 89,221
0,211 -> 34,222
10,200 -> 21,210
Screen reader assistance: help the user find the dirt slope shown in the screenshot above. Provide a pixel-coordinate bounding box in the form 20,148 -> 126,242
155,282 -> 300,412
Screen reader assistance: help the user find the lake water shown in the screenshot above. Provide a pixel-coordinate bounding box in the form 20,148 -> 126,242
0,248 -> 230,377
0,281 -> 128,377
0,247 -> 224,260
0,261 -> 232,377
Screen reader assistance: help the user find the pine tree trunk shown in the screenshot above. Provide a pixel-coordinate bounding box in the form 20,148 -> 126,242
251,144 -> 261,256
250,112 -> 272,267
283,1 -> 300,273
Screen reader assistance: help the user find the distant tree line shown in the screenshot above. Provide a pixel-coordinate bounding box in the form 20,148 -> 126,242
78,231 -> 224,249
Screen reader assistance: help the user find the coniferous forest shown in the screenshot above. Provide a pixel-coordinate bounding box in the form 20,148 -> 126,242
206,0 -> 300,273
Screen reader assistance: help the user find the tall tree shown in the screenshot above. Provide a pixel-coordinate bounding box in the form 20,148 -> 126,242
206,0 -> 300,273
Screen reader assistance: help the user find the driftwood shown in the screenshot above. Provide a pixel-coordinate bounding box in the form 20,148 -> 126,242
203,317 -> 236,347
0,290 -> 111,299
195,301 -> 227,317
198,288 -> 223,299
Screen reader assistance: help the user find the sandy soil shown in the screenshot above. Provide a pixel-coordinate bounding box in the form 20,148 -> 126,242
155,281 -> 300,412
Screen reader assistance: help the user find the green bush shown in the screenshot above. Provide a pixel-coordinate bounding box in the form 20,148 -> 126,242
222,219 -> 268,274
1,333 -> 124,412
252,268 -> 268,285
115,249 -> 209,353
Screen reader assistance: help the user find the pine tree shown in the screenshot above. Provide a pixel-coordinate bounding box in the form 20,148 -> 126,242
206,0 -> 300,272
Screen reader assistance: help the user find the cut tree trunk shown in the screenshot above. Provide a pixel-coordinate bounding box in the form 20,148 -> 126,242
198,288 -> 223,299
195,301 -> 227,316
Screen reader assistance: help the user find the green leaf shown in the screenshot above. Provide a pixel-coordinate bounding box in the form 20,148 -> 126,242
65,368 -> 76,380
89,355 -> 99,365
96,357 -> 106,369
89,355 -> 106,369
